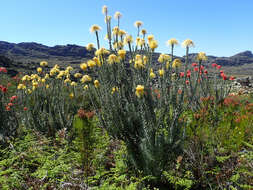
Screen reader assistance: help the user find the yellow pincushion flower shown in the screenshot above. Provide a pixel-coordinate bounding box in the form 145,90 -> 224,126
172,59 -> 182,68
147,35 -> 154,42
27,89 -> 32,94
80,63 -> 88,71
112,26 -> 120,36
135,85 -> 144,98
80,75 -> 92,83
74,73 -> 82,78
95,47 -> 110,56
83,85 -> 89,90
182,39 -> 194,48
150,69 -> 156,79
64,78 -> 71,84
107,54 -> 119,64
119,30 -> 126,37
118,49 -> 126,59
134,21 -> 143,28
22,75 -> 31,81
71,82 -> 77,86
45,74 -> 49,79
94,80 -> 100,88
46,84 -> 50,89
167,38 -> 178,47
113,42 -> 123,50
37,67 -> 42,73
93,57 -> 102,67
17,84 -> 26,90
141,29 -> 147,35
69,92 -> 74,99
149,40 -> 158,50
111,87 -> 119,94
197,52 -> 207,61
158,54 -> 171,63
86,43 -> 94,51
159,69 -> 165,77
87,60 -> 96,68
40,61 -> 48,67
114,11 -> 122,19
102,5 -> 108,15
90,24 -> 101,33
123,35 -> 133,44
41,78 -> 46,83
104,15 -> 112,23
66,66 -> 73,71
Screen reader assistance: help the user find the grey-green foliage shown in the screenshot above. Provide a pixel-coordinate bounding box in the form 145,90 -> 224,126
19,79 -> 80,137
88,46 -> 232,179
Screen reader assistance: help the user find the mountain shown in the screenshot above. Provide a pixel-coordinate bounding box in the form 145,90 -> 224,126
0,41 -> 253,76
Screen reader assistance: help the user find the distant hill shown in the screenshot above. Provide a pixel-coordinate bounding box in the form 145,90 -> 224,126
0,41 -> 253,76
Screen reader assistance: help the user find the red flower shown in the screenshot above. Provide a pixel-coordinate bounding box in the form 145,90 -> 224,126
212,63 -> 217,68
1,87 -> 7,93
229,76 -> 235,81
204,70 -> 208,74
5,106 -> 11,111
24,107 -> 28,111
200,65 -> 204,70
194,67 -> 199,72
0,67 -> 7,73
10,95 -> 18,102
180,72 -> 184,77
216,65 -> 221,69
187,70 -> 191,78
8,103 -> 13,107
192,63 -> 197,67
186,80 -> 189,85
220,70 -> 224,73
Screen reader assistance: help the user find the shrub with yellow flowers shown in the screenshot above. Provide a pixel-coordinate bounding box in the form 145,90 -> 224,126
81,6 -> 236,179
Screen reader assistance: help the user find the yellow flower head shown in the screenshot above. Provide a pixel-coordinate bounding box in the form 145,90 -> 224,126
64,78 -> 71,84
40,61 -> 48,67
104,15 -> 112,23
71,82 -> 77,86
197,52 -> 207,61
159,69 -> 165,77
134,21 -> 143,28
150,69 -> 156,79
41,78 -> 46,83
37,67 -> 42,73
182,39 -> 194,48
22,75 -> 31,81
114,11 -> 122,19
172,59 -> 182,68
87,60 -> 96,68
17,84 -> 26,90
158,54 -> 171,63
113,42 -> 123,50
123,35 -> 133,45
167,38 -> 178,47
69,92 -> 74,99
86,43 -> 94,51
83,85 -> 89,90
147,35 -> 154,42
118,49 -> 126,59
46,84 -> 50,89
107,54 -> 119,64
95,47 -> 110,56
102,5 -> 108,15
141,29 -> 147,35
135,85 -> 144,98
93,57 -> 102,67
90,24 -> 101,33
94,80 -> 100,88
134,57 -> 145,69
112,26 -> 120,36
27,89 -> 32,94
148,40 -> 158,50
66,66 -> 73,71
111,87 -> 119,94
80,63 -> 88,71
74,73 -> 82,78
80,75 -> 92,83
119,30 -> 126,37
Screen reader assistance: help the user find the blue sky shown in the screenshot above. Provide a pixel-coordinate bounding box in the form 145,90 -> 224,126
1,0 -> 252,56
